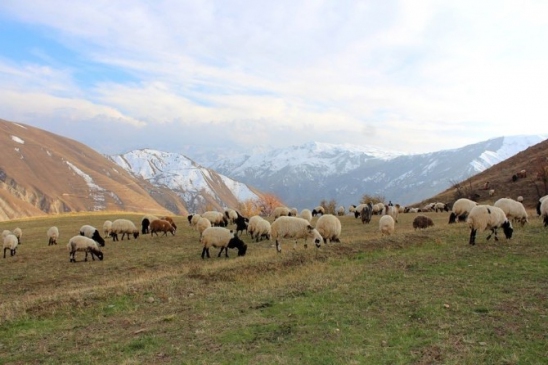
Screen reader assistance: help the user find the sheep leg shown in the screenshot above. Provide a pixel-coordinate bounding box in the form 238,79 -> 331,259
3,248 -> 7,259
276,240 -> 282,253
201,247 -> 210,259
486,228 -> 498,241
469,229 -> 477,245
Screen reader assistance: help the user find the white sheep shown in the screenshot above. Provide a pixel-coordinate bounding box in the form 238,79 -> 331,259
3,234 -> 18,258
354,204 -> 367,218
372,203 -> 385,215
448,198 -> 478,224
433,202 -> 449,212
47,226 -> 59,246
289,207 -> 298,217
202,211 -> 228,227
536,195 -> 548,216
488,189 -> 495,197
312,206 -> 325,216
517,196 -> 524,203
247,215 -> 263,239
79,225 -> 106,247
299,209 -> 312,223
196,217 -> 212,238
467,205 -> 513,245
271,216 -> 323,253
2,230 -> 11,239
408,208 -> 420,213
67,235 -> 104,262
225,209 -> 238,223
540,198 -> 548,226
336,206 -> 345,216
254,218 -> 271,242
494,198 -> 528,226
272,206 -> 291,219
315,214 -> 342,244
103,220 -> 112,238
188,214 -> 202,227
110,219 -> 139,241
13,227 -> 22,244
348,205 -> 357,213
384,205 -> 399,223
379,215 -> 395,236
200,227 -> 247,259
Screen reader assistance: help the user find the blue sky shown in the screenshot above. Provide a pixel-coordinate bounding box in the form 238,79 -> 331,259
1,0 -> 548,156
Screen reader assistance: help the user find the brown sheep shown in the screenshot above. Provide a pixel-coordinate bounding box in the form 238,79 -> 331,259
161,216 -> 177,231
150,219 -> 176,237
412,215 -> 434,230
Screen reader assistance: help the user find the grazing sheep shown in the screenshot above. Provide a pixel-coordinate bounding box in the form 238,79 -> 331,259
67,235 -> 104,262
3,234 -> 18,258
13,227 -> 22,244
448,198 -> 478,224
160,216 -> 177,231
407,208 -> 420,213
103,220 -> 112,238
379,215 -> 395,236
254,218 -> 271,242
360,203 -> 373,224
336,206 -> 345,216
247,215 -> 263,239
315,214 -> 342,244
422,202 -> 436,212
202,211 -> 228,227
79,225 -> 106,247
536,195 -> 548,216
354,204 -> 367,218
189,214 -> 202,228
540,198 -> 548,227
272,206 -> 291,219
412,215 -> 434,230
289,207 -> 298,217
196,217 -> 212,238
2,230 -> 11,239
225,209 -> 238,223
467,205 -> 513,245
299,209 -> 313,223
312,206 -> 325,217
150,219 -> 176,237
110,219 -> 139,241
271,216 -> 323,253
385,205 -> 399,223
433,202 -> 449,212
494,198 -> 528,226
47,226 -> 59,246
141,215 -> 160,234
348,205 -> 357,214
200,227 -> 247,259
372,203 -> 385,215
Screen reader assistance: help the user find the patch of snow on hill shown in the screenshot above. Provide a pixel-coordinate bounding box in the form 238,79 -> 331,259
66,161 -> 107,210
11,135 -> 24,144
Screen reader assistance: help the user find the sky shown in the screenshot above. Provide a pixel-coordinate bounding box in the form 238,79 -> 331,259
1,0 -> 548,157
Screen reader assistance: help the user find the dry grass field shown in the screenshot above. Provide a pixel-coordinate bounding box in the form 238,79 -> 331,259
0,210 -> 547,364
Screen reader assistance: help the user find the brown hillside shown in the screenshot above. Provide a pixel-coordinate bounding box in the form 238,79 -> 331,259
0,119 -> 187,221
417,138 -> 548,209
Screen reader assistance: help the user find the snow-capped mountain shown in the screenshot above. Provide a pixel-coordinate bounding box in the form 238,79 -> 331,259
109,149 -> 263,212
203,136 -> 547,208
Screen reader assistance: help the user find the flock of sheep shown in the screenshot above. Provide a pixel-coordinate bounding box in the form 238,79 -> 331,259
3,194 -> 548,262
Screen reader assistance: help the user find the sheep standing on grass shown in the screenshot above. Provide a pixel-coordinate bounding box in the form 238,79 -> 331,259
141,215 -> 160,234
47,226 -> 59,246
315,214 -> 342,244
2,230 -> 11,239
536,195 -> 548,216
448,198 -> 478,224
200,227 -> 247,259
494,198 -> 528,226
272,206 -> 291,219
379,215 -> 395,236
412,216 -> 434,230
202,211 -> 228,227
467,205 -> 513,245
103,220 -> 112,238
3,234 -> 18,258
299,209 -> 312,223
360,203 -> 373,224
312,206 -> 325,217
79,225 -> 106,247
540,198 -> 548,226
271,216 -> 323,253
188,214 -> 201,228
110,219 -> 139,241
67,236 -> 104,262
13,228 -> 22,244
150,219 -> 176,237
337,206 -> 345,216
254,218 -> 272,242
247,215 -> 263,239
196,217 -> 212,238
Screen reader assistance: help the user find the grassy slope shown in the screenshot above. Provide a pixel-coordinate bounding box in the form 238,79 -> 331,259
0,212 -> 547,364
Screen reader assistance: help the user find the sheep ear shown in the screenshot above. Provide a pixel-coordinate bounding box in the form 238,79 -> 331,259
487,208 -> 491,214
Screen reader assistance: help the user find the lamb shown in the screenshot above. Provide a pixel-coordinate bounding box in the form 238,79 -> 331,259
110,219 -> 139,241
360,203 -> 373,224
315,214 -> 342,244
379,215 -> 395,236
271,216 -> 323,253
13,227 -> 22,244
103,220 -> 112,238
202,211 -> 228,227
467,205 -> 513,245
47,226 -> 59,246
299,209 -> 312,223
540,198 -> 548,226
150,219 -> 176,237
3,234 -> 18,258
336,206 -> 345,216
254,218 -> 271,242
200,227 -> 247,259
494,198 -> 528,226
412,215 -> 434,230
196,217 -> 212,238
141,215 -> 160,234
272,206 -> 291,219
67,235 -> 104,262
311,206 -> 325,216
79,225 -> 106,247
448,198 -> 478,224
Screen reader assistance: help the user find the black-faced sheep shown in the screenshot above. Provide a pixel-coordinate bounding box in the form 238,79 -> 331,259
13,227 -> 22,244
200,227 -> 247,259
202,211 -> 228,227
299,209 -> 312,223
354,204 -> 367,218
448,198 -> 478,224
315,214 -> 342,244
67,235 -> 104,262
79,225 -> 105,247
467,205 -> 513,245
271,216 -> 323,253
289,207 -> 298,217
47,226 -> 59,246
110,219 -> 139,241
494,197 -> 528,226
3,234 -> 18,258
141,215 -> 159,234
188,214 -> 201,228
233,214 -> 249,236
150,219 -> 176,237
225,209 -> 238,223
536,195 -> 548,217
433,202 -> 449,212
379,215 -> 395,236
311,206 -> 325,217
412,215 -> 434,230
360,203 -> 373,224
